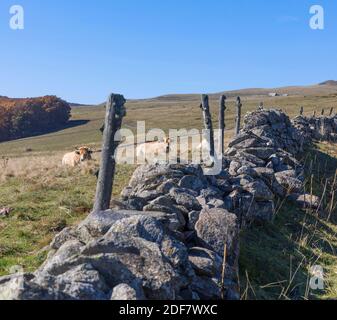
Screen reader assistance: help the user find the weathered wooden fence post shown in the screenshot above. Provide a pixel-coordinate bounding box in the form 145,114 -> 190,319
329,107 -> 334,116
93,94 -> 126,213
200,95 -> 215,160
235,97 -> 242,136
219,95 -> 226,156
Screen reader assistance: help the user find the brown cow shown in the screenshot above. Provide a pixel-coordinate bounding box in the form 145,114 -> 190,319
62,147 -> 93,167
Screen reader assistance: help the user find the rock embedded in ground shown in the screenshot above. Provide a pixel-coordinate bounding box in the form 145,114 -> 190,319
288,193 -> 321,209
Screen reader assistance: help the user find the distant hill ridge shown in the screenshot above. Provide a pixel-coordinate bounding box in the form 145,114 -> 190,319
139,81 -> 337,103
3,81 -> 337,106
319,80 -> 337,86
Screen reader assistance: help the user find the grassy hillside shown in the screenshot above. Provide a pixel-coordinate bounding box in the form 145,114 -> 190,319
1,87 -> 337,157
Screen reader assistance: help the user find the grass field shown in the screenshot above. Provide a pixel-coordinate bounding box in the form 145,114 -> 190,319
0,86 -> 337,299
1,87 -> 337,156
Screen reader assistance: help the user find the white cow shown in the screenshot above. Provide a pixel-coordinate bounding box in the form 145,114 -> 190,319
136,138 -> 170,164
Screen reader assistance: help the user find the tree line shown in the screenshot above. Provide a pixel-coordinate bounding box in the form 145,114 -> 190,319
0,96 -> 71,142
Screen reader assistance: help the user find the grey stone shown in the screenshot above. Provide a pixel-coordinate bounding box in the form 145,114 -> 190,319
270,154 -> 281,167
123,197 -> 147,211
225,147 -> 237,157
77,210 -> 127,239
229,161 -> 241,176
77,235 -> 182,299
235,151 -> 266,167
169,188 -> 201,211
224,190 -> 242,212
207,199 -> 226,209
178,175 -> 205,192
50,227 -> 77,250
237,166 -> 255,176
179,289 -> 200,300
228,133 -> 255,148
231,137 -> 269,149
243,180 -> 274,201
129,164 -> 184,189
244,148 -> 276,160
214,179 -> 233,194
108,215 -> 165,244
121,187 -> 133,200
288,194 -> 321,209
188,247 -> 222,277
157,180 -> 177,194
196,196 -> 207,208
149,195 -> 176,208
199,187 -> 223,202
174,164 -> 204,178
136,190 -> 163,202
187,211 -> 200,231
160,237 -> 194,282
251,167 -> 275,180
275,172 -> 303,194
36,264 -> 110,300
170,187 -> 198,198
230,175 -> 255,187
195,208 -> 239,267
111,283 -> 145,300
39,240 -> 84,275
250,201 -> 275,223
191,276 -> 221,300
0,274 -> 57,300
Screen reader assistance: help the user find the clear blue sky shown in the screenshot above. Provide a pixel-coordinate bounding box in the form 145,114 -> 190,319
0,0 -> 336,104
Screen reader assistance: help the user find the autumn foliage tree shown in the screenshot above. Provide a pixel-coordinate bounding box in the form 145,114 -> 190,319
0,96 -> 71,142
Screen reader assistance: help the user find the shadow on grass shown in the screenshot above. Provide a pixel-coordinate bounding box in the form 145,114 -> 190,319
239,143 -> 337,300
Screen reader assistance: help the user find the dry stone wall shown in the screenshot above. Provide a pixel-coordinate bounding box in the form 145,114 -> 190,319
292,114 -> 337,143
0,108 -> 336,300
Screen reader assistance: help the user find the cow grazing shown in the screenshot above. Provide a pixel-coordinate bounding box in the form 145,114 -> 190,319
62,147 -> 93,167
136,138 -> 171,164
